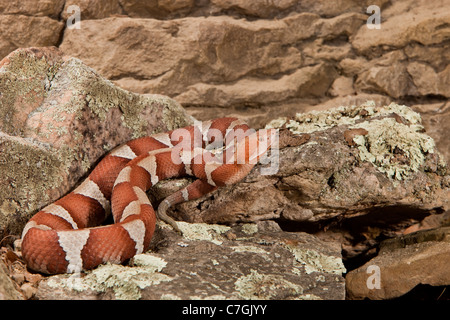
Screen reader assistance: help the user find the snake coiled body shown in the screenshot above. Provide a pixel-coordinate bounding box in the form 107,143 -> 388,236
21,117 -> 276,274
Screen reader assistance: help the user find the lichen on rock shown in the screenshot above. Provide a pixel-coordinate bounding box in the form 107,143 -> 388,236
0,133 -> 66,235
267,101 -> 446,181
350,117 -> 436,180
234,269 -> 304,300
176,221 -> 231,245
35,223 -> 346,300
130,254 -> 167,272
0,47 -> 192,242
286,245 -> 346,276
266,100 -> 378,134
43,263 -> 173,300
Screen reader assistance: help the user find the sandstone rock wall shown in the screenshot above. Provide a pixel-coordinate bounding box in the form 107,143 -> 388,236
1,0 -> 448,161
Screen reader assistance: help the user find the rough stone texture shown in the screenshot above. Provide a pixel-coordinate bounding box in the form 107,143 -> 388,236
166,102 -> 448,227
58,13 -> 355,106
147,102 -> 448,280
0,0 -> 450,300
346,227 -> 450,300
61,0 -> 124,20
35,221 -> 346,300
0,0 -> 65,17
403,210 -> 450,235
0,0 -> 65,59
59,0 -> 388,20
0,258 -> 23,300
0,47 -> 192,240
412,102 -> 450,168
54,1 -> 450,162
0,0 -> 448,162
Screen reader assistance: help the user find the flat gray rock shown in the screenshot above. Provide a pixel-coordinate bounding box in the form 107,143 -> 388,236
36,221 -> 346,300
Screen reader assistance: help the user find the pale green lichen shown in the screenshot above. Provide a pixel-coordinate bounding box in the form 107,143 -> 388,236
241,223 -> 258,235
158,94 -> 195,132
266,101 -> 442,180
286,245 -> 346,276
234,269 -> 304,300
265,101 -> 423,135
160,293 -> 182,300
71,59 -> 191,138
190,294 -> 229,300
46,263 -> 173,300
298,294 -> 322,300
80,153 -> 92,172
265,117 -> 287,130
177,221 -> 231,245
0,199 -> 20,232
350,117 -> 436,180
0,134 -> 66,234
0,51 -> 61,136
266,100 -> 378,134
131,254 -> 167,272
211,259 -> 220,265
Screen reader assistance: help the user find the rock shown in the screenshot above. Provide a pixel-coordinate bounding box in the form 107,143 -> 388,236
0,1 -> 64,58
35,221 -> 346,300
53,1 -> 450,165
0,0 -> 65,17
19,283 -> 36,300
0,0 -> 449,301
329,76 -> 355,97
0,15 -> 64,59
60,0 -> 385,20
352,0 -> 450,53
1,1 -> 448,166
403,210 -> 450,235
355,54 -> 413,99
302,96 -> 450,166
0,246 -> 43,300
411,102 -> 450,163
169,102 -> 448,227
0,47 -> 192,241
156,101 -> 448,271
59,14 -> 316,100
346,227 -> 450,299
292,0 -> 389,18
58,12 -> 368,106
354,50 -> 450,99
0,258 -> 23,300
175,63 -> 337,107
61,0 -> 124,20
118,0 -> 194,19
351,0 -> 450,99
407,62 -> 450,97
210,0 -> 298,18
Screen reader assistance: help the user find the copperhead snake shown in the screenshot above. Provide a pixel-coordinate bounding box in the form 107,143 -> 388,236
21,117 -> 276,274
